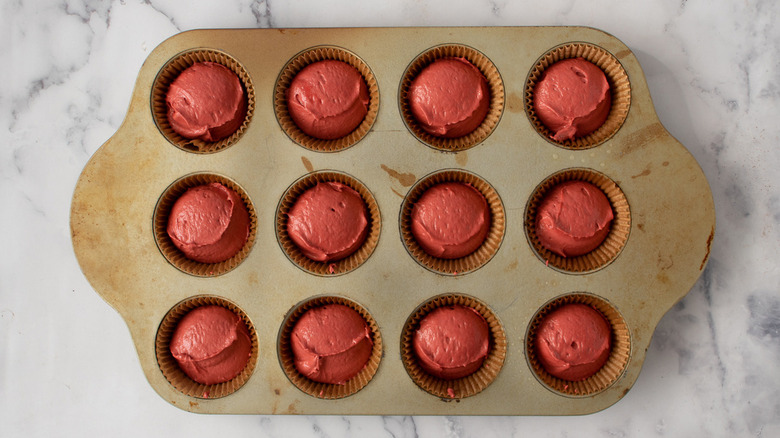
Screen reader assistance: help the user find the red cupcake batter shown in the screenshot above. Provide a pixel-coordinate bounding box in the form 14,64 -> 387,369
170,305 -> 252,385
287,182 -> 369,263
535,303 -> 611,381
167,182 -> 250,264
291,304 -> 373,385
533,57 -> 611,141
413,305 -> 490,380
287,60 -> 369,140
166,62 -> 247,142
535,180 -> 613,258
409,57 -> 490,138
411,182 -> 490,259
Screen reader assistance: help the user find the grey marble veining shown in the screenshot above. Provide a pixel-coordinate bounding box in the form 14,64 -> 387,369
2,0 -> 779,436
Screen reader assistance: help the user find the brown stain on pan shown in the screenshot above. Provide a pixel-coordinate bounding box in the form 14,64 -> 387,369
657,253 -> 673,270
381,164 -> 416,187
631,166 -> 651,179
301,156 -> 314,172
700,227 -> 715,270
619,123 -> 666,157
507,92 -> 524,113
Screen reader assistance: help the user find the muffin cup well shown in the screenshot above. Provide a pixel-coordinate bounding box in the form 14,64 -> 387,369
524,168 -> 630,273
274,46 -> 379,152
525,43 -> 631,150
276,171 -> 381,276
526,293 -> 631,396
400,170 -> 505,276
401,294 -> 506,399
155,295 -> 258,399
153,173 -> 257,277
277,296 -> 382,399
151,49 -> 254,154
400,44 -> 504,152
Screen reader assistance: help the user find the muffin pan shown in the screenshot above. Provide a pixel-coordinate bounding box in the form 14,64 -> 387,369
70,26 -> 715,415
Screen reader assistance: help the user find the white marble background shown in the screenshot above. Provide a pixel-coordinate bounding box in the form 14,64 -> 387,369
2,0 -> 778,436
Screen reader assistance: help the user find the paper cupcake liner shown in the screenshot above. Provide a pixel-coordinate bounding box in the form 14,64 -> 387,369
524,43 -> 631,150
401,294 -> 506,399
400,44 -> 504,152
274,46 -> 379,152
525,293 -> 631,396
276,171 -> 381,276
153,172 -> 257,277
400,170 -> 505,275
151,49 -> 254,154
277,296 -> 383,399
524,168 -> 630,273
155,295 -> 259,399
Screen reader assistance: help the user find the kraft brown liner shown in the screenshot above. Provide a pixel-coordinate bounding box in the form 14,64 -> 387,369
400,170 -> 505,276
400,44 -> 505,152
526,293 -> 630,397
153,173 -> 257,277
276,171 -> 381,276
401,294 -> 506,399
156,295 -> 259,399
151,49 -> 255,154
524,168 -> 630,273
525,43 -> 631,150
274,46 -> 379,152
278,296 -> 383,399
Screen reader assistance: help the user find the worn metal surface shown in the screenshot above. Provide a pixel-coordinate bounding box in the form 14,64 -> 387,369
70,26 -> 715,415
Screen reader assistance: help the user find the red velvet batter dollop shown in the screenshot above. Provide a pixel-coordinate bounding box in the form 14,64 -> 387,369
408,57 -> 490,138
291,304 -> 373,385
533,58 -> 611,141
534,303 -> 611,381
166,62 -> 247,142
413,305 -> 490,380
287,60 -> 369,140
535,180 -> 613,258
170,305 -> 252,385
411,182 -> 490,259
167,182 -> 250,264
287,182 -> 369,263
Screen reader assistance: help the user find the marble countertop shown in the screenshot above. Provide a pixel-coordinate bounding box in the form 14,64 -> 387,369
2,0 -> 778,436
